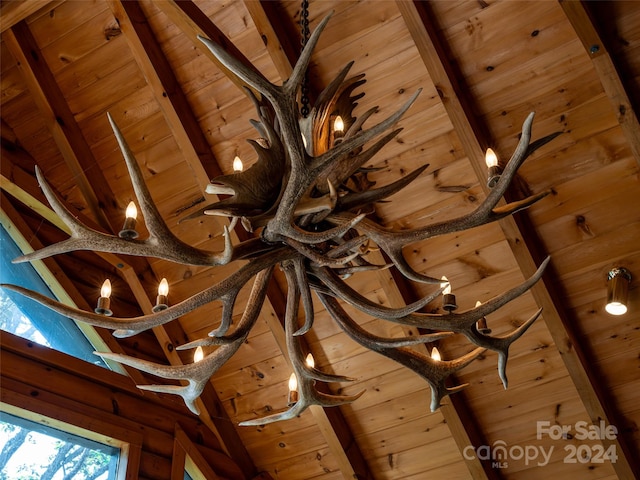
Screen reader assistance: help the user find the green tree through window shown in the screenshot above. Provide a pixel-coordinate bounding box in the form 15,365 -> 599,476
0,413 -> 119,479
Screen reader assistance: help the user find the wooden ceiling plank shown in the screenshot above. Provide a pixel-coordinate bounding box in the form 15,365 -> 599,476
1,118 -> 19,143
397,2 -> 639,479
154,0 -> 260,98
559,0 -> 640,166
107,0 -> 221,185
2,20 -> 119,233
368,250 -> 498,480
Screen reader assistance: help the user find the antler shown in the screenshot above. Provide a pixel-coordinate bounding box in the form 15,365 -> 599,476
327,114 -> 560,284
96,266 -> 274,414
317,293 -> 484,412
239,261 -> 364,426
14,116 -> 233,267
1,249 -> 293,337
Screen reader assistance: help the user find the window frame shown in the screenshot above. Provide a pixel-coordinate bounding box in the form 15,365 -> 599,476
171,424 -> 221,480
0,210 -> 125,373
1,398 -> 142,480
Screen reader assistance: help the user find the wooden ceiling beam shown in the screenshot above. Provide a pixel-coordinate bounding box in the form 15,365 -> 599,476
107,0 -> 222,185
0,0 -> 60,33
243,0 -> 296,81
559,0 -> 640,166
154,0 -> 260,97
3,21 -> 119,233
397,2 -> 638,479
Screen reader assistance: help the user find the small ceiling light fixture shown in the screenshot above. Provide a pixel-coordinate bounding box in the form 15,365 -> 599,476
606,267 -> 631,315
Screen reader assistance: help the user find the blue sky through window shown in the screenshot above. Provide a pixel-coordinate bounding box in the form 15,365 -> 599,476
0,225 -> 106,367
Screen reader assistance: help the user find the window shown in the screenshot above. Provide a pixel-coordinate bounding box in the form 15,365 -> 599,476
0,224 -> 107,368
0,412 -> 120,479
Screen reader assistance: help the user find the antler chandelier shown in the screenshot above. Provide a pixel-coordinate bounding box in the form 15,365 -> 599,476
2,11 -> 559,426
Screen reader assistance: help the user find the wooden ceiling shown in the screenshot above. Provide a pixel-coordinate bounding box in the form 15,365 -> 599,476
1,1 -> 639,479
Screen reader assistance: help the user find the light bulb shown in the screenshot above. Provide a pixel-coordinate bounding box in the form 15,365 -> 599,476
153,278 -> 169,312
431,347 -> 441,361
475,300 -> 490,333
158,278 -> 169,296
233,156 -> 243,172
194,346 -> 204,363
605,302 -> 627,315
100,279 -> 112,298
305,353 -> 315,368
440,276 -> 451,295
288,373 -> 298,392
119,201 -> 139,239
287,372 -> 299,405
485,148 -> 498,168
606,267 -> 631,316
125,201 -> 137,219
96,279 -> 113,316
334,115 -> 344,133
485,148 -> 501,188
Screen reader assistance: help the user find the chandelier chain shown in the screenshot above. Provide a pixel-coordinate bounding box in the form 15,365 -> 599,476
300,0 -> 310,117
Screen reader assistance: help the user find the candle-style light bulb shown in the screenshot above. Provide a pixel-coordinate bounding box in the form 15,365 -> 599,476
475,300 -> 491,334
153,278 -> 169,312
441,276 -> 457,311
431,346 -> 441,361
119,201 -> 139,239
287,372 -> 299,406
485,148 -> 501,188
485,148 -> 498,168
158,278 -> 169,296
233,156 -> 243,172
125,201 -> 137,219
101,279 -> 112,298
194,346 -> 204,363
440,276 -> 451,296
95,279 -> 113,316
305,353 -> 315,369
333,115 -> 345,144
